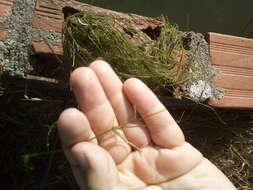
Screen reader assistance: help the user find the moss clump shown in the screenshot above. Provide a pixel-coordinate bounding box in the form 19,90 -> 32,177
63,13 -> 187,92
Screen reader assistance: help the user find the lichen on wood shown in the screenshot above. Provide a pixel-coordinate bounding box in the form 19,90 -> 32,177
0,0 -> 35,78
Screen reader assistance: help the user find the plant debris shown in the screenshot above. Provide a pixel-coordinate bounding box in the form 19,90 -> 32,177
63,12 -> 224,101
63,13 -> 183,91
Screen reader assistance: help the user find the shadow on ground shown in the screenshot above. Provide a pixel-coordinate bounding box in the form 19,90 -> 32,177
0,79 -> 252,190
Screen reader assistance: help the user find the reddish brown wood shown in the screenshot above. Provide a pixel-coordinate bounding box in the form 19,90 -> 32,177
30,0 -> 65,55
0,3 -> 11,17
23,1 -> 253,109
30,0 -> 162,55
31,42 -> 63,55
0,31 -> 7,41
207,33 -> 253,109
0,0 -> 13,42
32,17 -> 62,32
1,0 -> 253,109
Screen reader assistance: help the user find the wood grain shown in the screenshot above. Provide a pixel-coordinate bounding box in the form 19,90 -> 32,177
207,32 -> 253,109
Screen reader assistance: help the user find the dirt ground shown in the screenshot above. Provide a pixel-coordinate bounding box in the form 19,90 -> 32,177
0,79 -> 252,190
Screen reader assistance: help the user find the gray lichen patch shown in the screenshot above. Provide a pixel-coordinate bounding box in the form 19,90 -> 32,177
32,28 -> 62,46
180,32 -> 225,101
0,0 -> 35,78
188,80 -> 212,102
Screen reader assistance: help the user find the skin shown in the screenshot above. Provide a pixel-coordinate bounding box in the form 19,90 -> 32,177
57,60 -> 237,190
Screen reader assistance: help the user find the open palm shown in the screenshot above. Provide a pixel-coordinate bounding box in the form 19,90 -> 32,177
57,61 -> 235,190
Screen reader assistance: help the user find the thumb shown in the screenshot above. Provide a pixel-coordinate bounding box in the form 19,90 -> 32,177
65,142 -> 119,190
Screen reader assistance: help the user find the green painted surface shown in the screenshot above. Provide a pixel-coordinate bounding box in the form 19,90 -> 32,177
79,0 -> 253,38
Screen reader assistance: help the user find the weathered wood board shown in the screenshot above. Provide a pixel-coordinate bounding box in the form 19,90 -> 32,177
0,0 -> 253,109
207,33 -> 253,109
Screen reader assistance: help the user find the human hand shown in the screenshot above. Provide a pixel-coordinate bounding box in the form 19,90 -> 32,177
57,61 -> 236,190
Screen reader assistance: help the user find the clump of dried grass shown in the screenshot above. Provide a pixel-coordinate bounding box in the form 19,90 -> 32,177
63,13 -> 187,92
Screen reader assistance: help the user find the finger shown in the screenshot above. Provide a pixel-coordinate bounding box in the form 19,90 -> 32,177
70,67 -> 131,163
123,78 -> 185,148
57,108 -> 97,149
65,142 -> 120,190
89,60 -> 151,148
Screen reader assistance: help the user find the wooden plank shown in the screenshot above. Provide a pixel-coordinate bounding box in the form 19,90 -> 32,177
207,32 -> 253,109
30,2 -> 253,109
31,42 -> 63,55
0,3 -> 11,16
210,51 -> 253,69
0,31 -> 7,41
2,0 -> 253,109
209,96 -> 253,109
32,17 -> 62,32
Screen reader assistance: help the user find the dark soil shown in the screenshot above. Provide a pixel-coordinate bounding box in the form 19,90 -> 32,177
0,78 -> 252,189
